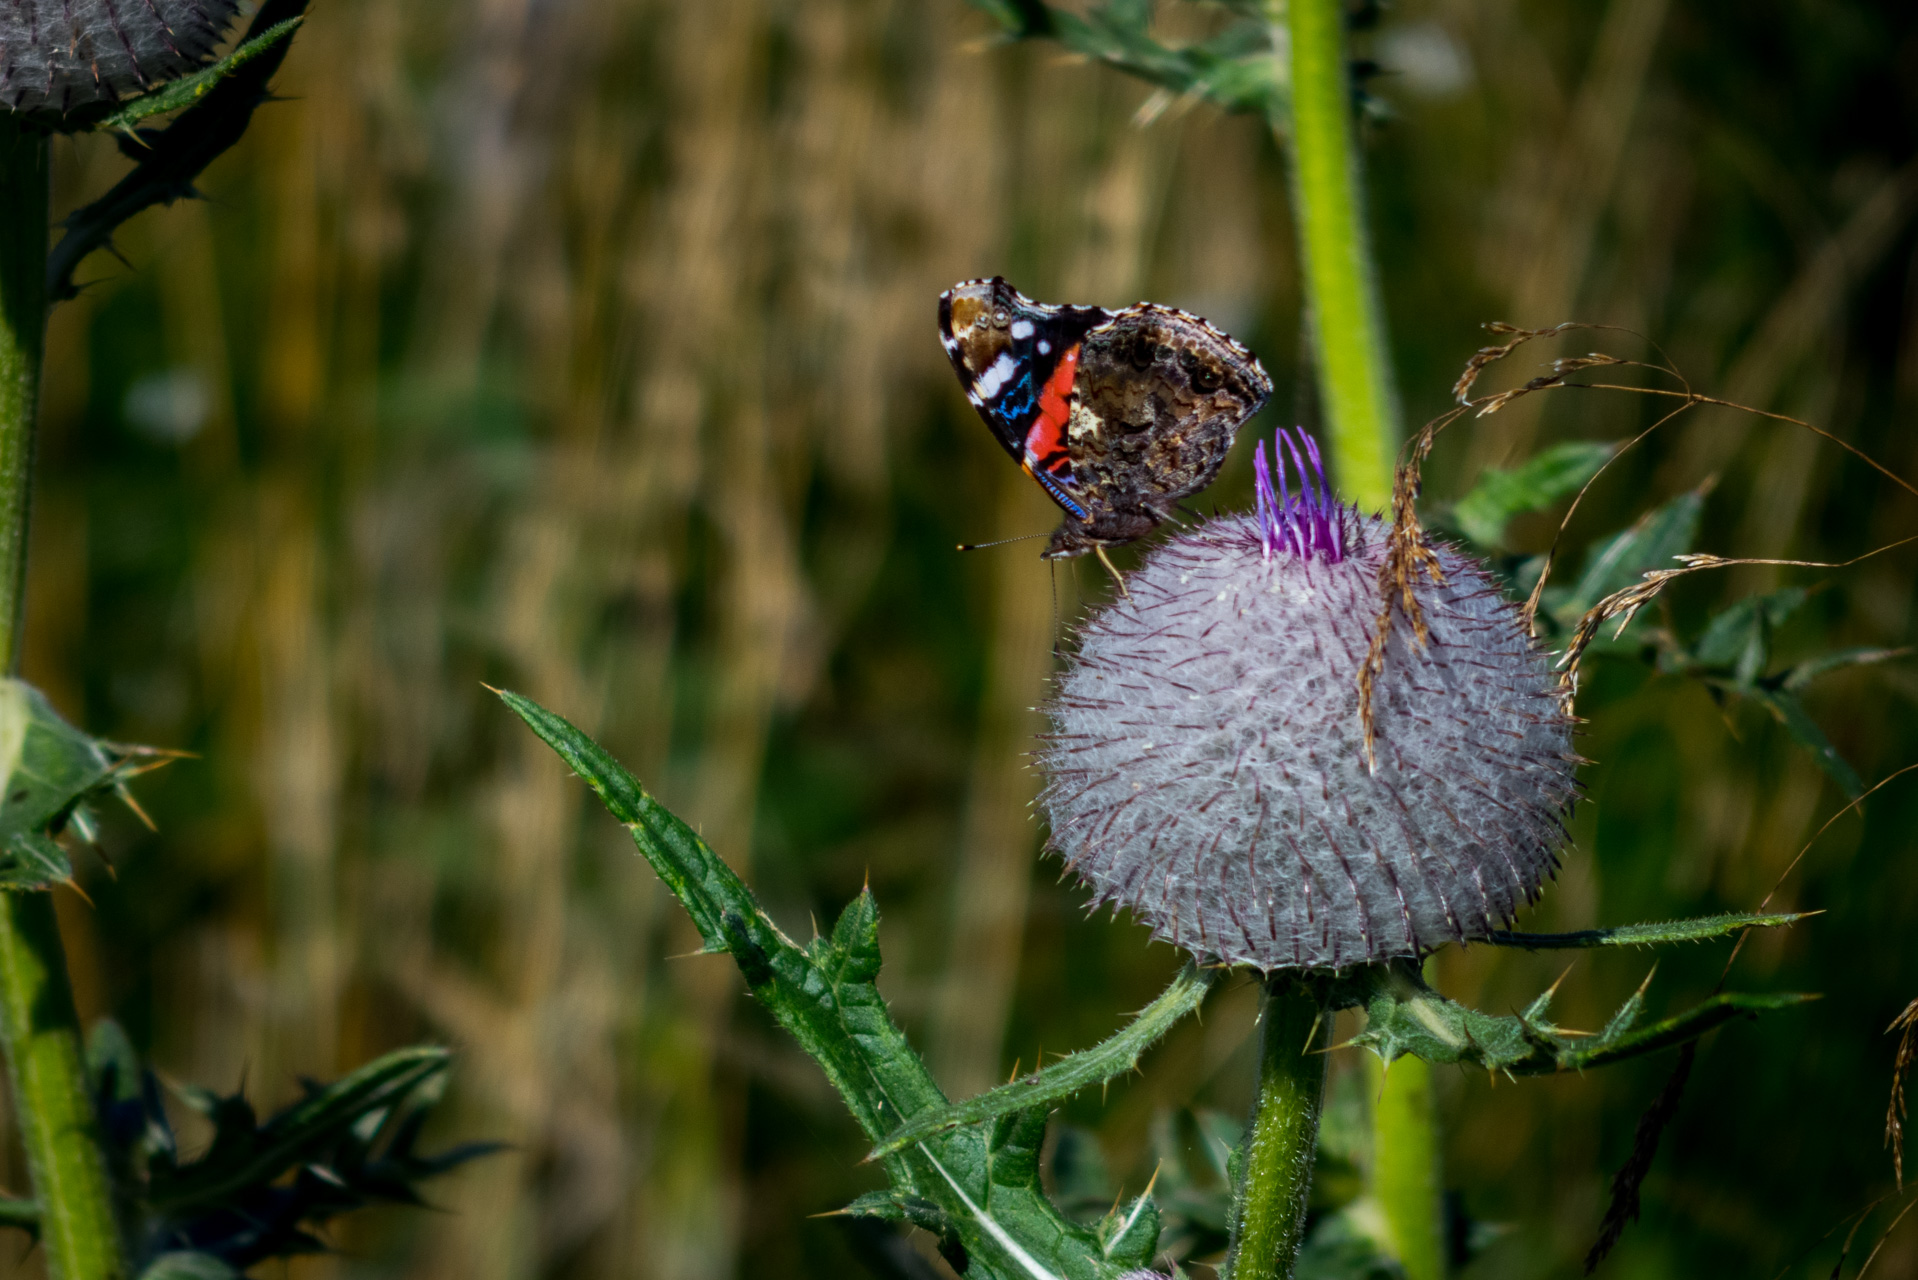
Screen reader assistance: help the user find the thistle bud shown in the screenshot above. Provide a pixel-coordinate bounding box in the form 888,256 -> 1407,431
1039,430 -> 1579,970
1,0 -> 240,117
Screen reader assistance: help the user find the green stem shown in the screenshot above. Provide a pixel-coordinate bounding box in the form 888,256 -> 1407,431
0,119 -> 45,659
1272,0 -> 1400,511
1224,976 -> 1327,1280
1367,1052 -> 1447,1280
1273,4 -> 1448,1269
0,116 -> 129,1279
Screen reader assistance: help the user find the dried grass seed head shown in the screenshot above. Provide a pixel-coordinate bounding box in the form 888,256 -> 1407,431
1039,429 -> 1580,971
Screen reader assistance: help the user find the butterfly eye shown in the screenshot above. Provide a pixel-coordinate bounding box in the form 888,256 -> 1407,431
992,308 -> 1011,328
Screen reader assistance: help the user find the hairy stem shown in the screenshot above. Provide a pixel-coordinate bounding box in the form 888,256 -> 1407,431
1225,976 -> 1327,1280
1368,1052 -> 1447,1280
0,121 -> 45,655
0,115 -> 129,1280
1272,0 -> 1400,511
1274,3 -> 1447,1268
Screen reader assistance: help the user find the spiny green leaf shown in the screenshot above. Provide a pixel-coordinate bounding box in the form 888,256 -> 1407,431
1454,440 -> 1620,549
501,691 -> 1135,1280
98,19 -> 305,133
48,0 -> 312,301
1097,1190 -> 1161,1267
964,0 -> 1286,119
1341,961 -> 1812,1076
868,963 -> 1219,1159
0,678 -> 163,890
837,1190 -> 951,1234
1486,911 -> 1805,949
150,1045 -> 450,1210
1746,688 -> 1864,797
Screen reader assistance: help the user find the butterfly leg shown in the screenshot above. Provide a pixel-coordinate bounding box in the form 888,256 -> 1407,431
1094,546 -> 1132,600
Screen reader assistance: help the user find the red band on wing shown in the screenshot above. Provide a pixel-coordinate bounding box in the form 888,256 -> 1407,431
1022,343 -> 1079,476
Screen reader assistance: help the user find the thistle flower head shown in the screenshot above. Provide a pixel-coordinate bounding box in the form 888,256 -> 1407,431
0,0 -> 240,118
1038,430 -> 1579,970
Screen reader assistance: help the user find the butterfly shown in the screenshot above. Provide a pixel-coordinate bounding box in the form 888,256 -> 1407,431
939,277 -> 1273,559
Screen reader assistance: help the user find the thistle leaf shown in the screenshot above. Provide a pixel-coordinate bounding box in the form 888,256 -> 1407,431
1689,587 -> 1807,678
1780,644 -> 1912,692
148,1045 -> 451,1211
1554,483 -> 1708,625
867,963 -> 1219,1160
962,0 -> 1287,119
97,19 -> 304,133
1453,440 -> 1620,549
1340,961 -> 1813,1075
1486,911 -> 1804,949
0,678 -> 163,889
500,690 -> 1141,1279
1745,687 -> 1865,797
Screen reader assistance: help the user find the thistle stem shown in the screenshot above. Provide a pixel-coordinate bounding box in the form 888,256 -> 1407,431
0,115 -> 129,1280
1368,1052 -> 1447,1280
1271,4 -> 1449,1270
0,121 -> 45,657
1224,976 -> 1327,1280
1271,0 -> 1400,511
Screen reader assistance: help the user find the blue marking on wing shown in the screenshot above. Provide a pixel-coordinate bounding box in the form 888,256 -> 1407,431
992,363 -> 1039,439
1031,463 -> 1088,519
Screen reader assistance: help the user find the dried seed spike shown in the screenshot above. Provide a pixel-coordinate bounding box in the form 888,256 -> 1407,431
1889,998 -> 1917,1189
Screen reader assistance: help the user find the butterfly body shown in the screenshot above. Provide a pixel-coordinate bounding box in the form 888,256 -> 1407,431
939,277 -> 1272,558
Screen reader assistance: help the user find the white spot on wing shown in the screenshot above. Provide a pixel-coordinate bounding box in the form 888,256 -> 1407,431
977,352 -> 1017,400
1037,340 -> 1051,355
1010,319 -> 1034,340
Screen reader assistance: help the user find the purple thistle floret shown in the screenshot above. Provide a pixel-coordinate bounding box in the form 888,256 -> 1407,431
1039,429 -> 1579,971
1255,428 -> 1345,564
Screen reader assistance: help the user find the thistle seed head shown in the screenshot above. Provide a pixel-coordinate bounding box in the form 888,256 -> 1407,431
1039,430 -> 1579,971
1,0 -> 240,117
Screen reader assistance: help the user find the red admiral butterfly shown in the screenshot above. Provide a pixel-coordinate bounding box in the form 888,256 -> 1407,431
939,277 -> 1273,559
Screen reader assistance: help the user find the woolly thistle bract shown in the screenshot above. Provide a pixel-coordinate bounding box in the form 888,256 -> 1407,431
0,0 -> 239,117
1039,430 -> 1579,971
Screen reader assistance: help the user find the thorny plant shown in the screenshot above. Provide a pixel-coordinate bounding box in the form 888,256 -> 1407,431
498,324 -> 1918,1279
0,6 -> 493,1279
1387,325 -> 1918,1272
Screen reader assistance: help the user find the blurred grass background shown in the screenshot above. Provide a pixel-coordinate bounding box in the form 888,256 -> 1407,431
5,0 -> 1917,1276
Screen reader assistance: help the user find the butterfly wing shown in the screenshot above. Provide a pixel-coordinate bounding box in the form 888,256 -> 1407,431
1067,303 -> 1274,516
938,277 -> 1111,517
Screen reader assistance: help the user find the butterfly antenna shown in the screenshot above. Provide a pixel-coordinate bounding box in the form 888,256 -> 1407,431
957,531 -> 1050,551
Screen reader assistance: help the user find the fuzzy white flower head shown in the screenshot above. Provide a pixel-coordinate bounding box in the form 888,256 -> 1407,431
1039,429 -> 1579,970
